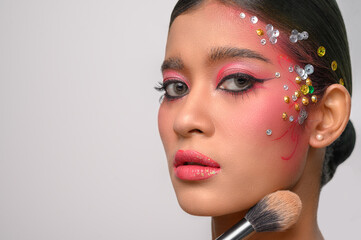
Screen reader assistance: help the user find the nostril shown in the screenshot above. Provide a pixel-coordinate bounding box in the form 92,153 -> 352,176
189,129 -> 203,134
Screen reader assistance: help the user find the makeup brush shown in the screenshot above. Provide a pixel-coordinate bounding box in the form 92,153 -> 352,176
216,190 -> 302,240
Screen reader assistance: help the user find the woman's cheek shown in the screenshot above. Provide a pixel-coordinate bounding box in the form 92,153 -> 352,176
219,88 -> 309,181
158,105 -> 175,159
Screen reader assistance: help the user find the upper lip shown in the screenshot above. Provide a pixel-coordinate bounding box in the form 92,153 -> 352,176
174,150 -> 221,168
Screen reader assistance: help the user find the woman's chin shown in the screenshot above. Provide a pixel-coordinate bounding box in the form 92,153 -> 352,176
176,194 -> 254,217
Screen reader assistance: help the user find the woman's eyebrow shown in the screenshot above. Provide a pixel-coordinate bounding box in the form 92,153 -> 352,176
161,57 -> 184,72
209,47 -> 271,64
161,47 -> 271,73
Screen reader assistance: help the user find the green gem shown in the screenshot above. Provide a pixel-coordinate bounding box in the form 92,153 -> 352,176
309,86 -> 315,94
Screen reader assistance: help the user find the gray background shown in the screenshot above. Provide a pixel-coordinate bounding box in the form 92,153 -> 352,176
0,0 -> 360,239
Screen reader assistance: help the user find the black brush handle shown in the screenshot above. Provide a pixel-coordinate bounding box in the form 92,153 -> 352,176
216,218 -> 254,240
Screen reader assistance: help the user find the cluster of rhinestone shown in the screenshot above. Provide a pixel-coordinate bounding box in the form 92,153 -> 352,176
239,11 -> 346,134
289,29 -> 309,43
282,64 -> 317,124
256,24 -> 280,45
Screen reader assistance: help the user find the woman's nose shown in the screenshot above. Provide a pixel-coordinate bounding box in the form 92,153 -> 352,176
173,88 -> 215,138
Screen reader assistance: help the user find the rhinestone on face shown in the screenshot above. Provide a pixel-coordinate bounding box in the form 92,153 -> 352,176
275,72 -> 281,78
290,34 -> 298,43
295,65 -> 305,77
302,97 -> 310,106
256,29 -> 264,36
284,85 -> 289,91
284,96 -> 290,103
292,95 -> 298,102
301,73 -> 308,80
282,112 -> 288,120
309,86 -> 315,94
272,30 -> 280,38
289,116 -> 294,122
266,24 -> 273,31
305,64 -> 314,75
291,29 -> 299,35
302,31 -> 309,40
298,109 -> 308,125
270,37 -> 278,44
261,39 -> 267,45
306,78 -> 312,86
295,90 -> 301,98
295,76 -> 302,84
251,16 -> 258,24
295,103 -> 300,111
240,12 -> 246,19
331,61 -> 338,71
266,129 -> 273,136
297,33 -> 304,41
318,46 -> 326,57
340,78 -> 345,86
267,30 -> 273,38
301,85 -> 310,95
311,95 -> 318,103
289,66 -> 294,73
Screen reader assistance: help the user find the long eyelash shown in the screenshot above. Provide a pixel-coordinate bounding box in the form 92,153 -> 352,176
154,82 -> 166,103
155,80 -> 188,102
154,81 -> 165,92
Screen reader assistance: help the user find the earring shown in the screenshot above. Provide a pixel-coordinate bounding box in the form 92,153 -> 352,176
316,134 -> 324,141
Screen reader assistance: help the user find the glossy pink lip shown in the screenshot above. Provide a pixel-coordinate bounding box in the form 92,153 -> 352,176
173,150 -> 221,181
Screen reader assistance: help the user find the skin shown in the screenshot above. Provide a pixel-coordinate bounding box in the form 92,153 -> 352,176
157,1 -> 351,239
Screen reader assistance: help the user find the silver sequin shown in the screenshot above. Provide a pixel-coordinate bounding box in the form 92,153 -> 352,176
250,16 -> 258,24
305,64 -> 314,75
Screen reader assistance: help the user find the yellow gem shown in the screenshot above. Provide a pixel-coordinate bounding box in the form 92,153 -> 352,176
295,76 -> 302,84
301,85 -> 310,95
302,97 -> 309,106
284,96 -> 290,104
306,78 -> 312,86
318,46 -> 326,57
311,95 -> 318,103
339,78 -> 345,86
295,90 -> 301,98
282,112 -> 288,120
295,103 -> 300,111
331,61 -> 338,71
256,29 -> 264,36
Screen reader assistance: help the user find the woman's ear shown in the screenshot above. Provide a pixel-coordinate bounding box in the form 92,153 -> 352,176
308,84 -> 351,148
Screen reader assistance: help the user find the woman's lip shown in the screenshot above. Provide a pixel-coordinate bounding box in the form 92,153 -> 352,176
174,150 -> 221,168
174,150 -> 221,181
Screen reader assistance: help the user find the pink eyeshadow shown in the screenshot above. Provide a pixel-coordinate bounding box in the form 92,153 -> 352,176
162,70 -> 189,86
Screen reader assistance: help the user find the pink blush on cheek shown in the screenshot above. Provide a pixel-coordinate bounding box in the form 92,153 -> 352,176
277,55 -> 294,70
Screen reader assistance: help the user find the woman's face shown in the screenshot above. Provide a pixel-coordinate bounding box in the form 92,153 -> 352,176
158,1 -> 312,216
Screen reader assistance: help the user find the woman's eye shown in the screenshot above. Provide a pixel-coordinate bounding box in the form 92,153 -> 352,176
164,81 -> 189,98
218,74 -> 254,92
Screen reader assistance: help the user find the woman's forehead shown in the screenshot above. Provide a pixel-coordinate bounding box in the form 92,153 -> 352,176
166,1 -> 286,66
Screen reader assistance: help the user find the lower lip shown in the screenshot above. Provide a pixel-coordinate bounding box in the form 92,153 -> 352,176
174,165 -> 221,181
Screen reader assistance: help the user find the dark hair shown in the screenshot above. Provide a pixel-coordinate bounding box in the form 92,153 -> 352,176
169,0 -> 356,186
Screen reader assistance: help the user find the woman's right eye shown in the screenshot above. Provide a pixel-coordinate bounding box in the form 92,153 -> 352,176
163,81 -> 189,99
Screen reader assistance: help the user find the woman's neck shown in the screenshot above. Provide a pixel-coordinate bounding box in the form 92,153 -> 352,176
211,147 -> 325,240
